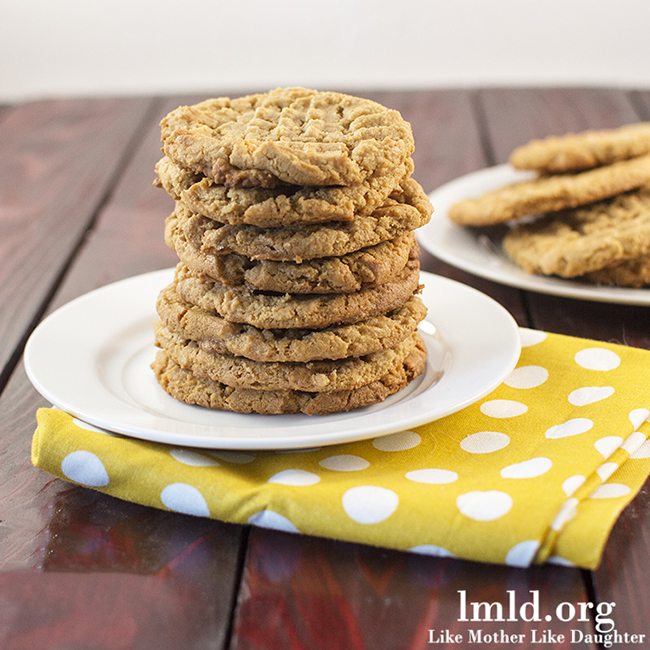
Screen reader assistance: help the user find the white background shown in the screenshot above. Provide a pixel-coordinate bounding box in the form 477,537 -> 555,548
2,0 -> 649,101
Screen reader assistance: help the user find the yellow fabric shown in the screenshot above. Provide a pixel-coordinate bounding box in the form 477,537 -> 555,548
31,329 -> 650,569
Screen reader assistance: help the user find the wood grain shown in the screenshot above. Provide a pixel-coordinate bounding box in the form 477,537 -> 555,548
232,532 -> 594,650
0,96 -> 243,650
0,98 -> 154,388
479,87 -> 649,640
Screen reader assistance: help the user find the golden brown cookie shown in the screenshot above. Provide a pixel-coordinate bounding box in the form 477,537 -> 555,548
172,260 -> 421,329
510,122 -> 650,173
502,188 -> 650,277
156,284 -> 427,362
583,255 -> 650,288
160,88 -> 414,188
156,323 -> 419,392
167,217 -> 417,293
152,339 -> 427,415
155,156 -> 414,227
449,154 -> 650,226
168,177 -> 431,262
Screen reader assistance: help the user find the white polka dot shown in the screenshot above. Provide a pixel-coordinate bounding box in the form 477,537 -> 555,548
575,348 -> 621,371
480,399 -> 528,418
567,386 -> 615,406
209,451 -> 255,464
622,431 -> 647,454
319,455 -> 369,472
248,510 -> 299,533
72,418 -> 114,436
551,498 -> 578,531
456,491 -> 512,521
461,431 -> 510,454
545,418 -> 593,439
160,483 -> 209,517
61,450 -> 109,487
504,365 -> 549,389
268,469 -> 320,486
500,457 -> 552,479
631,441 -> 650,459
562,475 -> 586,496
519,329 -> 547,347
505,540 -> 540,567
342,486 -> 399,524
372,430 -> 421,451
405,469 -> 458,484
629,408 -> 650,428
547,555 -> 575,567
170,449 -> 219,467
410,545 -> 455,558
594,436 -> 623,458
596,462 -> 619,481
590,483 -> 631,499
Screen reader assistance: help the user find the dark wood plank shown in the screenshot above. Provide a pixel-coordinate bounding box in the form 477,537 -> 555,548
232,532 -> 594,650
229,90 -> 593,650
0,97 -> 154,389
0,97 -> 243,650
479,87 -> 649,640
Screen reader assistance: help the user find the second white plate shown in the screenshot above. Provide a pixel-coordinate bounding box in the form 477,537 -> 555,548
419,164 -> 650,306
25,268 -> 521,450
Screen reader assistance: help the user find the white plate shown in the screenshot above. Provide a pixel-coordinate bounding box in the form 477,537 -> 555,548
419,164 -> 650,306
24,269 -> 520,450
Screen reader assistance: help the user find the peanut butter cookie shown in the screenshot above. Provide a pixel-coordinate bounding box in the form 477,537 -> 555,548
152,339 -> 427,415
502,188 -> 650,277
510,122 -> 650,173
155,156 -> 414,227
172,260 -> 421,329
449,154 -> 650,226
160,88 -> 414,188
156,285 -> 426,362
168,177 -> 431,262
584,255 -> 650,288
155,323 -> 419,392
167,219 -> 417,293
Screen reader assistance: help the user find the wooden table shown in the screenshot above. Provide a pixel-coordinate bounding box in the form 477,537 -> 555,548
0,88 -> 648,649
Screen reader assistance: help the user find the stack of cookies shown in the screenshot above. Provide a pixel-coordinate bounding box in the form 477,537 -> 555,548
449,123 -> 650,287
151,88 -> 432,415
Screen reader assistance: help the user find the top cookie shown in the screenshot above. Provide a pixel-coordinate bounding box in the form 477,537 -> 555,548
449,153 -> 650,226
160,88 -> 414,188
510,122 -> 650,173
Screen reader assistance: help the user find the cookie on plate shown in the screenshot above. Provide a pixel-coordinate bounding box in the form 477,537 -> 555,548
449,154 -> 650,226
152,340 -> 427,415
155,156 -> 414,227
172,261 -> 421,330
167,216 -> 418,294
502,188 -> 650,278
584,255 -> 650,288
168,176 -> 431,262
510,122 -> 650,173
157,285 -> 427,362
155,323 -> 420,392
160,88 -> 414,188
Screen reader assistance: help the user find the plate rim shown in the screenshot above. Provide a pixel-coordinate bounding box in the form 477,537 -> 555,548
419,163 -> 650,306
25,268 -> 521,450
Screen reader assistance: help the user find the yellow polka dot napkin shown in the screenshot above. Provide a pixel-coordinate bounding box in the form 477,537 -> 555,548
31,329 -> 650,569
